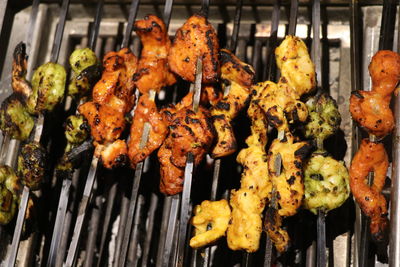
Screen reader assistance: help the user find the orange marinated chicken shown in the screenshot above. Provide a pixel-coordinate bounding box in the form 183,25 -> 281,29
350,50 -> 400,138
211,49 -> 255,158
128,94 -> 168,168
168,13 -> 220,83
12,42 -> 31,98
158,92 -> 215,195
133,15 -> 176,94
79,48 -> 137,169
350,139 -> 389,242
200,85 -> 222,106
264,206 -> 290,253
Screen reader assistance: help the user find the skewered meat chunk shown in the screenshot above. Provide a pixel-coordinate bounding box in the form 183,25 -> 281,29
303,152 -> 350,214
227,188 -> 264,252
268,132 -> 311,217
0,165 -> 21,225
200,85 -> 222,106
275,35 -> 316,96
96,139 -> 128,169
350,50 -> 400,138
0,93 -> 34,141
27,62 -> 66,114
168,13 -> 220,83
158,92 -> 215,195
128,94 -> 168,168
92,48 -> 137,113
17,142 -> 47,191
211,49 -> 255,158
133,15 -> 176,94
350,139 -> 389,242
68,48 -> 101,98
264,207 -> 290,253
190,199 -> 231,248
227,99 -> 271,252
304,94 -> 341,143
12,42 -> 31,98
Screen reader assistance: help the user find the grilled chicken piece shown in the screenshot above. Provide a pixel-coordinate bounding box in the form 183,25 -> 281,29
0,93 -> 34,141
211,49 -> 255,158
158,142 -> 184,195
158,92 -> 215,195
303,151 -> 350,214
268,132 -> 311,217
133,15 -> 176,94
227,101 -> 272,252
200,85 -> 222,106
168,13 -> 220,83
350,139 -> 389,242
17,142 -> 47,191
264,207 -> 290,253
275,35 -> 316,96
0,165 -> 22,225
27,62 -> 67,114
12,42 -> 31,98
128,94 -> 168,168
68,48 -> 101,98
350,50 -> 400,138
96,139 -> 128,169
190,199 -> 231,248
92,48 -> 137,113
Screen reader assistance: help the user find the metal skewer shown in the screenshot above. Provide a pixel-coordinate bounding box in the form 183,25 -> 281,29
64,0 -> 141,266
6,0 -> 69,265
46,2 -> 104,266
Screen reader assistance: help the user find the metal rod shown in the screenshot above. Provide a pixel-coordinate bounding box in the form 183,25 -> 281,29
317,210 -> 326,267
121,0 -> 140,48
84,193 -> 103,267
389,6 -> 400,265
378,0 -> 397,51
141,193 -> 158,267
288,0 -> 298,36
88,0 -> 104,51
163,0 -> 173,30
64,157 -> 99,267
50,0 -> 70,63
264,0 -> 280,81
47,179 -> 72,267
227,0 -> 243,52
201,0 -> 210,17
192,58 -> 203,113
25,0 -> 41,55
6,186 -> 29,267
162,195 -> 180,266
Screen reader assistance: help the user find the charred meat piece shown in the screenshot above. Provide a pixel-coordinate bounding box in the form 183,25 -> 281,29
190,199 -> 231,248
211,50 -> 255,158
17,142 -> 47,191
27,62 -> 67,114
200,84 -> 222,106
95,139 -> 128,169
128,94 -> 168,168
0,93 -> 34,141
133,14 -> 176,94
264,207 -> 290,253
68,48 -> 101,98
267,132 -> 311,217
350,139 -> 389,242
168,13 -> 220,83
158,142 -> 184,195
0,165 -> 21,225
12,42 -> 32,98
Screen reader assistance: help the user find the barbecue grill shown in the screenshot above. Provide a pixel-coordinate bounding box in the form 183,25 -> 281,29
0,0 -> 397,266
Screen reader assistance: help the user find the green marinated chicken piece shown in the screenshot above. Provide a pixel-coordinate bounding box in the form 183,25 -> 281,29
68,48 -> 101,97
27,62 -> 66,114
0,165 -> 21,224
65,114 -> 90,144
303,152 -> 350,214
304,94 -> 341,142
0,93 -> 34,140
17,142 -> 47,191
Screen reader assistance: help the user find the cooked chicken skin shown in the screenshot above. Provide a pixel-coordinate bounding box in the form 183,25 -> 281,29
200,85 -> 222,106
168,13 -> 220,83
264,207 -> 290,253
190,199 -> 231,248
350,139 -> 389,242
158,92 -> 215,195
211,49 -> 255,158
12,42 -> 31,98
96,139 -> 128,169
350,50 -> 400,138
133,15 -> 176,94
268,132 -> 311,217
128,94 -> 168,168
